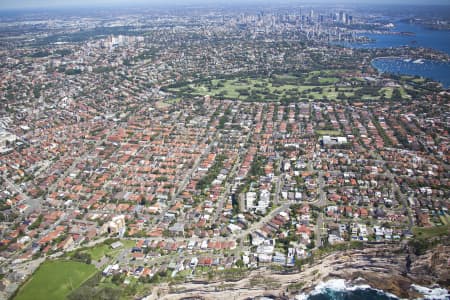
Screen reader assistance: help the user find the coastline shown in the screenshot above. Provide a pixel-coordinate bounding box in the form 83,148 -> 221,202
371,57 -> 450,88
146,243 -> 450,300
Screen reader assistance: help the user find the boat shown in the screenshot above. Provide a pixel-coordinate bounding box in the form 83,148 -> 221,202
399,31 -> 416,36
413,59 -> 424,64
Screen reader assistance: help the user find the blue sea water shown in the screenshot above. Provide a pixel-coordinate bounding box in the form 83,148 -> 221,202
371,58 -> 450,88
295,279 -> 450,300
296,279 -> 398,300
340,22 -> 450,55
336,22 -> 450,88
305,288 -> 398,300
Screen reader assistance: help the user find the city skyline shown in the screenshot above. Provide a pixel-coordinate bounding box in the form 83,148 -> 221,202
1,0 -> 450,10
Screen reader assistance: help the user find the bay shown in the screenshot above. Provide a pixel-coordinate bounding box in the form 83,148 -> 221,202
338,22 -> 450,55
371,58 -> 450,88
336,22 -> 450,87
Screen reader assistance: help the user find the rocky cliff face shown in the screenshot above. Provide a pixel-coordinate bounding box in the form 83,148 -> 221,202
307,243 -> 450,299
155,242 -> 449,300
409,244 -> 450,287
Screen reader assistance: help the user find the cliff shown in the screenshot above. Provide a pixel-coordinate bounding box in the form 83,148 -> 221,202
300,242 -> 450,299
152,242 -> 450,300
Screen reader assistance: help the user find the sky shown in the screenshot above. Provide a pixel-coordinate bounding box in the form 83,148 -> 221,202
0,0 -> 449,10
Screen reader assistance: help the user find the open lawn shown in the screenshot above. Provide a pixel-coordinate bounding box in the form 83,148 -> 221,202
172,77 -> 336,101
412,224 -> 450,240
166,72 -> 404,102
380,87 -> 393,98
82,239 -> 135,261
14,260 -> 97,300
315,130 -> 342,136
318,77 -> 339,84
398,86 -> 410,99
86,244 -> 120,261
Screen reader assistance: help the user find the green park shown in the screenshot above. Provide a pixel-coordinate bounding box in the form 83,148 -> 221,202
166,70 -> 410,102
14,260 -> 97,300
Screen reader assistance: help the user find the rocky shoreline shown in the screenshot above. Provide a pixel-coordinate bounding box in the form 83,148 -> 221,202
302,243 -> 449,299
149,243 -> 449,300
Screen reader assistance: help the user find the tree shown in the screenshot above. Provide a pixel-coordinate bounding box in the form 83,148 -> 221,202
72,251 -> 92,264
111,273 -> 123,285
235,259 -> 244,268
392,88 -> 402,101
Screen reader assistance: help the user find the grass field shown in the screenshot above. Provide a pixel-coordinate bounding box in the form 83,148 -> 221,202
412,224 -> 450,239
380,87 -> 393,98
170,78 -> 335,101
166,72 -> 407,102
14,260 -> 97,300
81,239 -> 135,261
315,130 -> 342,136
86,244 -> 120,261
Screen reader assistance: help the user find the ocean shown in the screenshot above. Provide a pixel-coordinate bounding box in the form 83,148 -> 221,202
295,279 -> 450,300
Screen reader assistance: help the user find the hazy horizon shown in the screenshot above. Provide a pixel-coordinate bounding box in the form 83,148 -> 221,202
1,0 -> 450,10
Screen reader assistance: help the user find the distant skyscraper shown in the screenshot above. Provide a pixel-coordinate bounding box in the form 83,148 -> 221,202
339,11 -> 344,23
347,15 -> 353,24
338,11 -> 348,24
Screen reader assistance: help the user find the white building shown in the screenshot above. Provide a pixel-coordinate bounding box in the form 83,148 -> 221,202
322,136 -> 348,146
102,215 -> 126,237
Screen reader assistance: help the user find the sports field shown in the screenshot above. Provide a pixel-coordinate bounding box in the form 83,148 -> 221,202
14,260 -> 97,300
